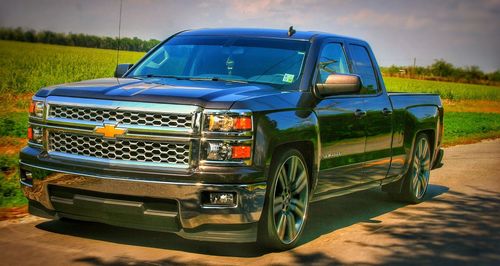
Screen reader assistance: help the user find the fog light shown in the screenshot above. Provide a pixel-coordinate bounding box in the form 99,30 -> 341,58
202,191 -> 237,207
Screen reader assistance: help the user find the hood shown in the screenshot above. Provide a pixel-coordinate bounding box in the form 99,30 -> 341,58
36,78 -> 283,109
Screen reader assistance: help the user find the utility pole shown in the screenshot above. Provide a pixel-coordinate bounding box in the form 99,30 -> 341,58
413,57 -> 416,77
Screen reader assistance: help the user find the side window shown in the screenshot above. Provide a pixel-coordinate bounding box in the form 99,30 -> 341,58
317,43 -> 349,83
348,44 -> 379,94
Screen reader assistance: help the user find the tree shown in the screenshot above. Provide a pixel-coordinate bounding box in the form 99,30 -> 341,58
430,59 -> 455,77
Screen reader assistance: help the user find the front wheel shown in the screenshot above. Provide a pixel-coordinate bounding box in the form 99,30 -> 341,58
258,149 -> 310,250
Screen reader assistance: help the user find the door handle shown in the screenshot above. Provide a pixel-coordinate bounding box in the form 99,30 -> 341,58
382,108 -> 393,116
354,109 -> 367,118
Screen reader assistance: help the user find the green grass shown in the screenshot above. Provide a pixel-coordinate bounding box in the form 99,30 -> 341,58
0,112 -> 28,138
0,40 -> 145,94
0,154 -> 27,208
443,112 -> 500,145
384,76 -> 500,100
0,172 -> 27,208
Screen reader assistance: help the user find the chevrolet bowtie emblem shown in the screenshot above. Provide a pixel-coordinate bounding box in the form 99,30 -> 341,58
94,124 -> 127,138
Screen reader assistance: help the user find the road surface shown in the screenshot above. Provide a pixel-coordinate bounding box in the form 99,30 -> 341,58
1,139 -> 499,265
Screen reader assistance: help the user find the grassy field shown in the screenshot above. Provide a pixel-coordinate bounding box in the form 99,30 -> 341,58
0,40 -> 499,209
0,40 -> 144,94
384,76 -> 500,100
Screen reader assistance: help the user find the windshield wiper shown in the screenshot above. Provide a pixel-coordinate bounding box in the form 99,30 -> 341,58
128,74 -> 188,80
129,75 -> 248,84
188,77 -> 248,84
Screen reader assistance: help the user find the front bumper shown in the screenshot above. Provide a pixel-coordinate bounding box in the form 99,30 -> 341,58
19,160 -> 267,243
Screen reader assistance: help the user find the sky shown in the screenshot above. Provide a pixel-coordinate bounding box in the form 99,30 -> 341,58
0,0 -> 499,72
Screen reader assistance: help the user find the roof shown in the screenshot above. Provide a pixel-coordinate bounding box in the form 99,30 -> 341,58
178,27 -> 359,42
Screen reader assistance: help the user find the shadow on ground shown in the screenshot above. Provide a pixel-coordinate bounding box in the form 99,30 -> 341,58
345,186 -> 500,265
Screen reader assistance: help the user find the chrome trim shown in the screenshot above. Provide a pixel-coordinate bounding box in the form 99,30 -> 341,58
46,96 -> 200,114
27,142 -> 43,149
48,151 -> 190,169
30,122 -> 197,142
202,131 -> 253,138
46,117 -> 195,135
19,161 -> 255,187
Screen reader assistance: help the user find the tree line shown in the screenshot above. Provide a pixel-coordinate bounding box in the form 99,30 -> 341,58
380,59 -> 500,85
0,27 -> 160,52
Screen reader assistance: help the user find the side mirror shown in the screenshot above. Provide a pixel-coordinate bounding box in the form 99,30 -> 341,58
316,74 -> 362,97
114,63 -> 134,78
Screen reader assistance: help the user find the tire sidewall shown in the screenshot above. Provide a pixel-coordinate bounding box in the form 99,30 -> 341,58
404,133 -> 431,203
258,148 -> 310,250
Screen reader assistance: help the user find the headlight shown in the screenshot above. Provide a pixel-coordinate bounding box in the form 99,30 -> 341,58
202,110 -> 253,165
29,100 -> 45,118
206,114 -> 252,132
204,141 -> 252,161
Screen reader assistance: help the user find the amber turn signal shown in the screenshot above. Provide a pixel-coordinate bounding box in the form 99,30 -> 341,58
233,117 -> 252,131
231,145 -> 251,159
27,127 -> 33,140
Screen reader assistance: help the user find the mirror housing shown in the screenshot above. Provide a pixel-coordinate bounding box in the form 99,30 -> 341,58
114,63 -> 134,78
316,73 -> 362,97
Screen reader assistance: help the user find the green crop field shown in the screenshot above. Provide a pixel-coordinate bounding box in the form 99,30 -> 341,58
384,76 -> 500,100
0,40 -> 145,94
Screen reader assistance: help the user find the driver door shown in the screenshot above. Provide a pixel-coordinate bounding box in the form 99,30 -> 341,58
314,41 -> 367,196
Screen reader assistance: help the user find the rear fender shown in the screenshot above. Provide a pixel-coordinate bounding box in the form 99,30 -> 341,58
391,105 -> 439,183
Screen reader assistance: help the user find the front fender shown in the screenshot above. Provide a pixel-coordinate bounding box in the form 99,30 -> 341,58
253,110 -> 320,188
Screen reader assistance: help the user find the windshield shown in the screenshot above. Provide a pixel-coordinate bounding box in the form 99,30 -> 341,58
128,36 -> 309,89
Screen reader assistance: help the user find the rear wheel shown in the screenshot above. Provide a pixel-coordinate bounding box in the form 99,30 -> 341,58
390,133 -> 431,203
258,149 -> 310,250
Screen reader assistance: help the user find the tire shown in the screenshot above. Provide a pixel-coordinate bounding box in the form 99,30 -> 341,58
390,133 -> 432,203
258,149 -> 310,250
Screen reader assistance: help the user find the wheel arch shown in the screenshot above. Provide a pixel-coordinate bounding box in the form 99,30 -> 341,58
253,110 -> 320,193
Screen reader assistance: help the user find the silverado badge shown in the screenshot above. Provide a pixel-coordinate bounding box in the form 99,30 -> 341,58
94,124 -> 127,138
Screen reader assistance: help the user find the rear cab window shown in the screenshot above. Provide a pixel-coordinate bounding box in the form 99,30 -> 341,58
348,44 -> 380,94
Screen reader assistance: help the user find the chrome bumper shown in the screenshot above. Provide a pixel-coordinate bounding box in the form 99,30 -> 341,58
19,161 -> 266,242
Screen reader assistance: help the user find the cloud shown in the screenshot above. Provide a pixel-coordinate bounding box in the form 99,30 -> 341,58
335,9 -> 432,30
225,0 -> 285,19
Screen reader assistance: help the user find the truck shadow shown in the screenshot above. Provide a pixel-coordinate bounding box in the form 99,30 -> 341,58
35,184 -> 448,259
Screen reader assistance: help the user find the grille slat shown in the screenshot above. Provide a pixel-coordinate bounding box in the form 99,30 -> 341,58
49,105 -> 193,128
49,132 -> 190,165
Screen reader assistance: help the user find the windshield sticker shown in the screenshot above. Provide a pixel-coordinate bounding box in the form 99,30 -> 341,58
283,73 -> 295,83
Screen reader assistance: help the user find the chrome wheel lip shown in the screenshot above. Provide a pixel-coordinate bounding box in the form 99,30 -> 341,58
272,155 -> 309,245
412,138 -> 431,199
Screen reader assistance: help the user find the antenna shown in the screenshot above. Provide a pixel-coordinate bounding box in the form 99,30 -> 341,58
288,26 -> 296,37
116,0 -> 123,69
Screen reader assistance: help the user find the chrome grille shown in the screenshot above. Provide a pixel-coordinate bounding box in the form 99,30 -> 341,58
49,105 -> 193,128
49,132 -> 190,165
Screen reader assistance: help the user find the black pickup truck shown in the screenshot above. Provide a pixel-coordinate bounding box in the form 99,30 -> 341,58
20,28 -> 443,250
